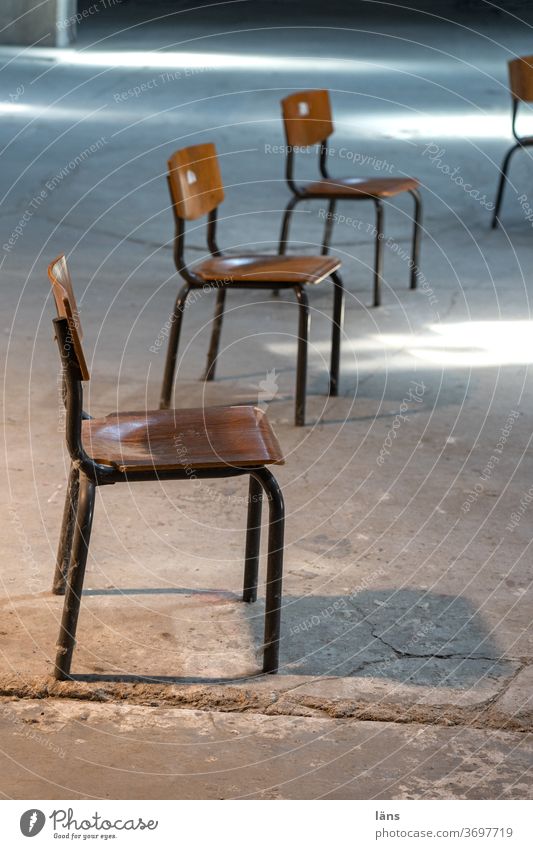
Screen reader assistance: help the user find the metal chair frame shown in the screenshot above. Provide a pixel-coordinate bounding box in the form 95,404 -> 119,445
160,161 -> 344,428
51,313 -> 285,680
279,140 -> 422,308
492,97 -> 533,227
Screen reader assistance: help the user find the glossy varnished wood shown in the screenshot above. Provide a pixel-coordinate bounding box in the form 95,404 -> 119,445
48,255 -> 90,381
304,176 -> 420,199
509,56 -> 533,102
168,142 -> 225,221
192,253 -> 341,285
49,254 -> 285,470
281,90 -> 333,147
82,405 -> 284,472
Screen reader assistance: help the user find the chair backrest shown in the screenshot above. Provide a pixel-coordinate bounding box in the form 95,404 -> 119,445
48,254 -> 90,381
509,56 -> 533,102
167,142 -> 225,221
281,89 -> 334,148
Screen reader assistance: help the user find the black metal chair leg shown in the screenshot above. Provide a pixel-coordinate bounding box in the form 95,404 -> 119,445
203,286 -> 227,381
409,189 -> 422,290
243,475 -> 263,603
253,468 -> 284,674
321,200 -> 337,255
278,196 -> 299,256
329,271 -> 344,396
491,142 -> 522,229
159,283 -> 190,409
52,464 -> 79,595
294,285 -> 310,426
275,196 -> 300,297
54,474 -> 95,681
373,199 -> 384,307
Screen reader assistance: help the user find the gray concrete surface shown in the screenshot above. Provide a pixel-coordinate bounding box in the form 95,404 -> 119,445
1,0 -> 533,797
1,698 -> 531,799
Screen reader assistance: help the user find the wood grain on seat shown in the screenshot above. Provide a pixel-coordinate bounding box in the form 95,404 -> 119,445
82,405 -> 284,472
303,176 -> 420,198
192,254 -> 341,285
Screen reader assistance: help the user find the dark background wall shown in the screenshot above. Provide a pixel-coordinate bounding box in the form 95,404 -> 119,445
76,0 -> 533,21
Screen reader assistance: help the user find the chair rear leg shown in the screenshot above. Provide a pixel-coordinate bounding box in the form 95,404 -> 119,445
203,286 -> 226,381
294,286 -> 310,426
52,464 -> 79,595
243,475 -> 263,602
159,283 -> 190,409
409,189 -> 422,290
329,271 -> 344,396
373,199 -> 384,307
278,196 -> 299,255
275,197 -> 300,298
491,142 -> 522,229
321,200 -> 337,255
253,468 -> 284,674
54,474 -> 95,681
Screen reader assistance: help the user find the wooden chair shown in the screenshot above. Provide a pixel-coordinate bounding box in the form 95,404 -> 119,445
492,56 -> 533,228
48,254 -> 285,680
159,142 -> 344,427
278,89 -> 422,307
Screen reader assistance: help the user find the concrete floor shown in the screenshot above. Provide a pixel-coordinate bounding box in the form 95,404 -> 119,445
0,0 -> 532,798
1,698 -> 531,800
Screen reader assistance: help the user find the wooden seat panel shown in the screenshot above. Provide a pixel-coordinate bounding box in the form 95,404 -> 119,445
192,254 -> 340,285
303,176 -> 419,198
82,405 -> 284,472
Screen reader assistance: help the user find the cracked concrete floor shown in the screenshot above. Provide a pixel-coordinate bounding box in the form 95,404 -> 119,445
1,1 -> 533,797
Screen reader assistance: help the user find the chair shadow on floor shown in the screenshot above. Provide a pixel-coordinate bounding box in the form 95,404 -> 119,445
69,587 -> 513,689
268,589 -> 513,687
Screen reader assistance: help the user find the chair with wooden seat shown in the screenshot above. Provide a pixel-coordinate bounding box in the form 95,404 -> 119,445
159,142 -> 344,427
278,89 -> 422,307
492,56 -> 533,228
47,254 -> 285,680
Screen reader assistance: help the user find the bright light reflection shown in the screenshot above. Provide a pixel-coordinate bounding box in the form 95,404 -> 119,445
0,102 -> 143,121
0,48 -> 514,137
265,321 -> 533,369
1,46 -> 507,79
0,102 -> 32,115
341,112 -> 510,139
403,321 -> 533,367
17,48 -> 450,73
0,97 -> 511,137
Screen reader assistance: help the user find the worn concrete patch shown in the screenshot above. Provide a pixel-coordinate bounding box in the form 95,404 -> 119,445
1,669 -> 532,733
281,598 -> 396,676
495,667 -> 533,720
0,698 -> 531,800
350,589 -> 507,660
293,658 -> 521,708
1,589 -> 523,723
357,656 -> 520,696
